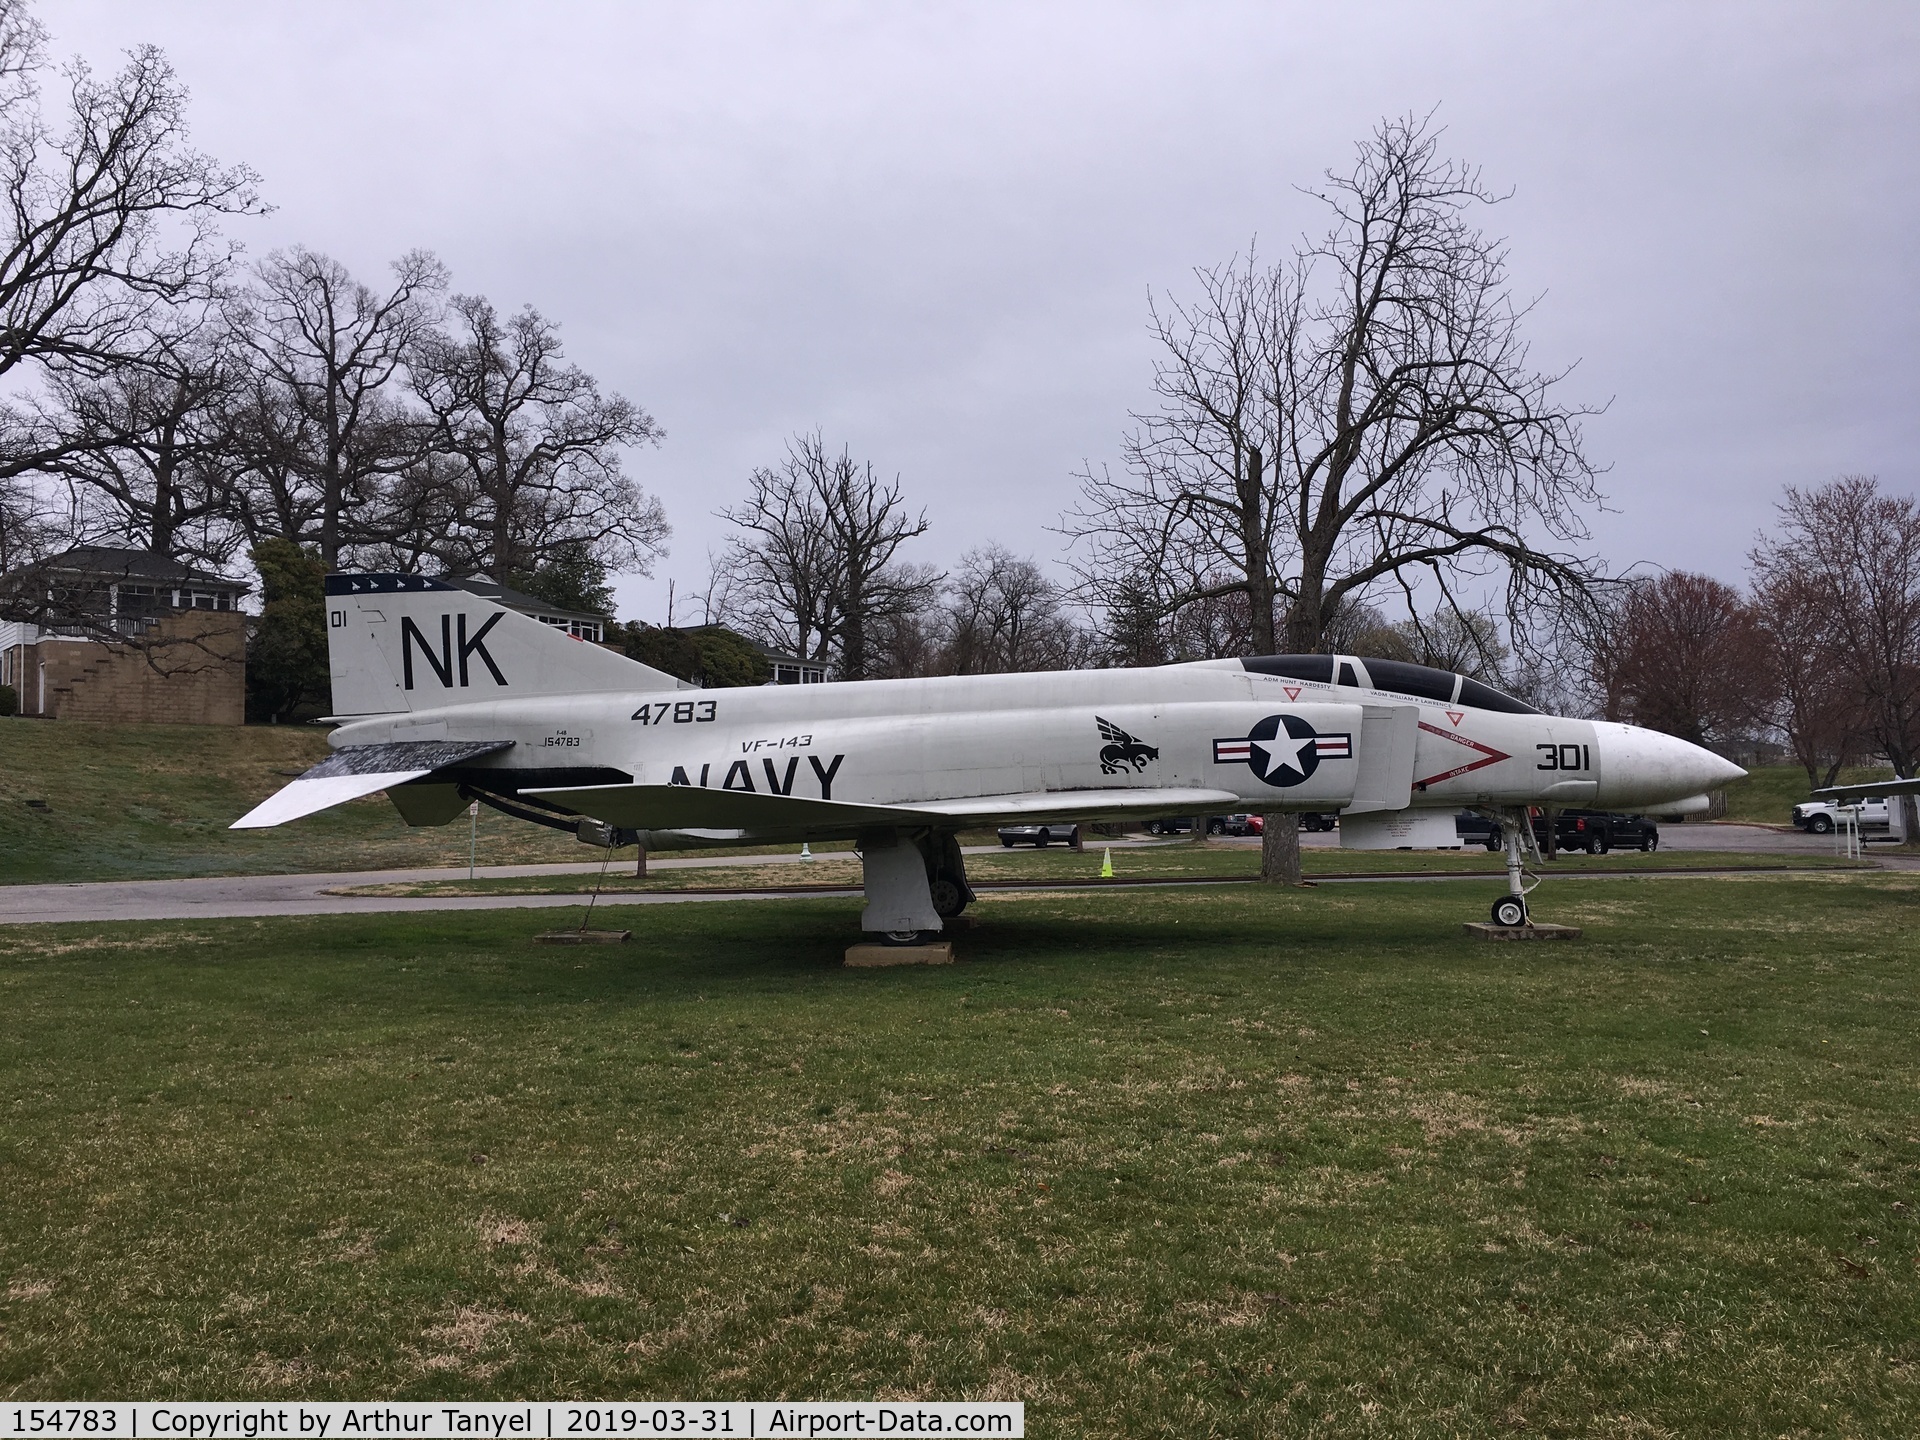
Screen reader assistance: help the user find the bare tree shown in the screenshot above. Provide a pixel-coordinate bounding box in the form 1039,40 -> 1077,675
1590,571 -> 1769,749
0,464 -> 57,572
708,452 -> 839,667
0,0 -> 263,641
43,315 -> 242,563
0,0 -> 260,628
940,544 -> 1091,674
1066,114 -> 1605,881
0,7 -> 261,392
1749,562 -> 1869,789
1751,476 -> 1920,830
233,247 -> 445,568
714,432 -> 938,680
409,293 -> 667,583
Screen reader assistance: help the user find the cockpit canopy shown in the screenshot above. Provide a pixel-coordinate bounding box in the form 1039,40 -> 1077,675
1241,654 -> 1539,715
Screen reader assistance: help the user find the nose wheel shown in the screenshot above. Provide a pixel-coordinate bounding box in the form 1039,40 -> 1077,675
1491,895 -> 1529,927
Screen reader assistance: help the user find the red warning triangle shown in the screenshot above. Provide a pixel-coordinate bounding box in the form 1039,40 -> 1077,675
1446,710 -> 1464,727
1284,686 -> 1301,701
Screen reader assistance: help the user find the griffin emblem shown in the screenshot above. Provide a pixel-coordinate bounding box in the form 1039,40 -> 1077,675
1097,716 -> 1160,774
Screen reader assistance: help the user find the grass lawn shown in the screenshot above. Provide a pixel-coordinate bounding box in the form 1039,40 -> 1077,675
1,874 -> 1916,1434
0,718 -> 592,883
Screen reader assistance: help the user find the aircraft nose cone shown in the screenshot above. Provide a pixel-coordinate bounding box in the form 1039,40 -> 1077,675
1704,751 -> 1749,787
1594,723 -> 1747,808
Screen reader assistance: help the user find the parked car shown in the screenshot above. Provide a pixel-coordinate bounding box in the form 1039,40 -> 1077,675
1146,813 -> 1332,836
1792,798 -> 1890,835
1455,808 -> 1660,853
1143,816 -> 1220,836
997,824 -> 1081,848
1455,811 -> 1498,847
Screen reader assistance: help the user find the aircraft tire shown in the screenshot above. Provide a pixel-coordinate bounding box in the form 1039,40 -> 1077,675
880,929 -> 942,946
1491,896 -> 1528,927
929,877 -> 968,918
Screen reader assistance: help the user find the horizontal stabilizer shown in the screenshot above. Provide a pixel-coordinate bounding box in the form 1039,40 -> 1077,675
522,782 -> 1244,835
231,739 -> 512,829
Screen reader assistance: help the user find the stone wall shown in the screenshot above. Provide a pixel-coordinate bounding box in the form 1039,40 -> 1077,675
11,611 -> 246,725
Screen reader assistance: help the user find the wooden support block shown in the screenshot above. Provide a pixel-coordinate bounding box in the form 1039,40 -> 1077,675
534,929 -> 632,945
845,942 -> 956,967
1462,922 -> 1583,942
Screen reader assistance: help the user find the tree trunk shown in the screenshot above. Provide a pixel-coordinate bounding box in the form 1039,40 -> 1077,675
319,463 -> 342,571
1191,815 -> 1208,845
1283,568 -> 1327,652
841,567 -> 866,680
634,842 -> 648,879
1239,443 -> 1276,655
1261,812 -> 1302,884
151,456 -> 176,556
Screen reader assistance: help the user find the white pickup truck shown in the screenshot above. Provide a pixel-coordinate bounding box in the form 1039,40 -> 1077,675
1792,797 -> 1891,834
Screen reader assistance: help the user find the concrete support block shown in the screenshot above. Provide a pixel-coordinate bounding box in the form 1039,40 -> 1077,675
845,942 -> 955,968
1462,922 -> 1583,941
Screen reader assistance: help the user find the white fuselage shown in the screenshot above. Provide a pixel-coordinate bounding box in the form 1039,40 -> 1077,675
326,657 -> 1742,841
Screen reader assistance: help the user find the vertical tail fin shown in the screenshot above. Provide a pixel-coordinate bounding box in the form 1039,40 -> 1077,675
325,574 -> 687,717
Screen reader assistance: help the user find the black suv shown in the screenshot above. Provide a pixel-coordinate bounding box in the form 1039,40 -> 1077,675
1455,808 -> 1659,854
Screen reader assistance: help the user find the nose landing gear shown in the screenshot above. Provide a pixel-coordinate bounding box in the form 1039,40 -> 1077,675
1488,808 -> 1540,928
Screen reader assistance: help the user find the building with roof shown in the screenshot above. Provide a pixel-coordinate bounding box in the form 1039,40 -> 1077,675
0,546 -> 250,724
749,640 -> 828,685
444,577 -> 612,642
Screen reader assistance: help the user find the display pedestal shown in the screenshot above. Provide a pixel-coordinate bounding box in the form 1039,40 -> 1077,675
1462,922 -> 1582,942
845,942 -> 956,967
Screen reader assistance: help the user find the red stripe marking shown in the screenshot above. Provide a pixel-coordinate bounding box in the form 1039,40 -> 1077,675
1414,720 -> 1511,788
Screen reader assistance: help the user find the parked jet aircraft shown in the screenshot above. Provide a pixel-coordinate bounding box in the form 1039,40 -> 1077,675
235,575 -> 1746,935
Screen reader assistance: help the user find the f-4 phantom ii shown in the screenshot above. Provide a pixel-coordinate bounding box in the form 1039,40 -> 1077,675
236,574 -> 1747,936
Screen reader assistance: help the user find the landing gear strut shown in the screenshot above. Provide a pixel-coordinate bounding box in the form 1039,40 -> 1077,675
1488,808 -> 1537,928
857,828 -> 973,945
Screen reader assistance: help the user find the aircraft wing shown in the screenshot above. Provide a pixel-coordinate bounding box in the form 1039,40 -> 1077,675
521,783 -> 1245,834
231,740 -> 513,829
1813,777 -> 1920,801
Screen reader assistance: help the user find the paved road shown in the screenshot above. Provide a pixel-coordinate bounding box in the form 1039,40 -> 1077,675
0,841 -> 1145,926
1,825 -> 1904,927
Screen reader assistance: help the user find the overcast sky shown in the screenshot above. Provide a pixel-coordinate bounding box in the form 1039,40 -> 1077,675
44,0 -> 1920,623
